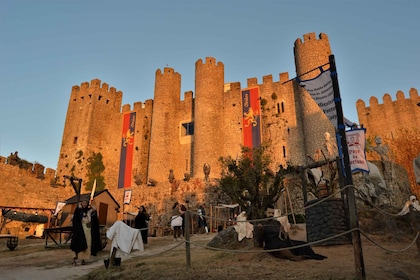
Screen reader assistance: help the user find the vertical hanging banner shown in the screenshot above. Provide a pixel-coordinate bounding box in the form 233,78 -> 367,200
346,128 -> 369,173
123,189 -> 132,205
299,69 -> 337,129
118,112 -> 136,189
242,87 -> 262,148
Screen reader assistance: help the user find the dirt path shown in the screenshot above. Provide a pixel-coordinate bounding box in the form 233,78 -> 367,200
0,235 -> 200,280
0,239 -> 107,280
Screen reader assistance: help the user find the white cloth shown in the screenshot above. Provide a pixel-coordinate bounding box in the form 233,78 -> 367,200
170,215 -> 182,228
233,211 -> 253,241
106,220 -> 144,257
397,195 -> 420,216
274,209 -> 291,233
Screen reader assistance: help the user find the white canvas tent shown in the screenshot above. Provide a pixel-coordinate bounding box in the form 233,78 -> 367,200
210,203 -> 240,232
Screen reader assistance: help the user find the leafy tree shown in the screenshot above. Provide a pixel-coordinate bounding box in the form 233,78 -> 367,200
85,152 -> 105,192
218,146 -> 297,220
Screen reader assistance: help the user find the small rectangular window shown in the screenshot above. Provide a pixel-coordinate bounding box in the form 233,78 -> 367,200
73,137 -> 78,144
181,122 -> 194,136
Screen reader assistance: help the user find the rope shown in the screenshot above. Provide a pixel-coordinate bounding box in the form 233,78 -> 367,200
359,230 -> 420,253
182,228 -> 420,255
354,188 -> 402,217
128,183 -> 418,261
133,239 -> 186,258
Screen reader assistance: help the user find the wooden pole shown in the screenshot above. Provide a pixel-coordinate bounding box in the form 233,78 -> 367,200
286,186 -> 297,224
330,54 -> 366,279
185,210 -> 191,269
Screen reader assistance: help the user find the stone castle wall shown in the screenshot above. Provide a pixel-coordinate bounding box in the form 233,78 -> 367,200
2,32 -> 419,236
356,88 -> 420,142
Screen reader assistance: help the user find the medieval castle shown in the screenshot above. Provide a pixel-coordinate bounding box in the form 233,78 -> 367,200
2,32 -> 419,224
55,32 -> 419,210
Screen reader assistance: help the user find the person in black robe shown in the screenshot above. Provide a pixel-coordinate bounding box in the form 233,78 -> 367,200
134,205 -> 150,244
257,205 -> 327,261
70,198 -> 101,265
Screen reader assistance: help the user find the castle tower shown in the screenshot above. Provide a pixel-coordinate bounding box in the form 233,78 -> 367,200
293,33 -> 336,161
193,57 -> 225,179
130,100 -> 154,187
57,79 -> 123,186
147,68 -> 182,183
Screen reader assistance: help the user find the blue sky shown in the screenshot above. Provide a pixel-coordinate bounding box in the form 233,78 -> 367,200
1,0 -> 419,169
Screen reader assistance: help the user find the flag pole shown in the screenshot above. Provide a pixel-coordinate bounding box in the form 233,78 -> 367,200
90,179 -> 97,203
329,54 -> 366,279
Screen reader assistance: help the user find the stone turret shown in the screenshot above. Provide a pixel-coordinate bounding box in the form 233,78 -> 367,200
193,57 -> 225,179
148,68 -> 182,183
56,79 -> 123,187
293,33 -> 336,162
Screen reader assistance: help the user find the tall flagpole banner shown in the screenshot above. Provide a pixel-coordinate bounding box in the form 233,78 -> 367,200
299,69 -> 337,129
242,87 -> 262,148
118,112 -> 136,189
329,55 -> 366,278
346,128 -> 369,173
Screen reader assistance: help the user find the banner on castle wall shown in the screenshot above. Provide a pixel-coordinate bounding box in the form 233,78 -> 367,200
123,189 -> 132,204
299,69 -> 338,129
242,87 -> 262,148
118,112 -> 136,189
346,128 -> 369,173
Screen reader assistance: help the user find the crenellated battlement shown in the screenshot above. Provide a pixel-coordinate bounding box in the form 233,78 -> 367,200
357,87 -> 420,147
184,91 -> 193,101
71,79 -> 122,96
247,77 -> 258,88
195,57 -> 224,69
156,67 -> 181,78
294,32 -> 329,46
279,72 -> 289,83
356,88 -> 419,109
242,71 -> 291,89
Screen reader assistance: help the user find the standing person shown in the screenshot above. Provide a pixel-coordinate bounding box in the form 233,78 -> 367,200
70,198 -> 101,265
198,204 -> 208,234
170,202 -> 182,241
135,205 -> 150,244
179,203 -> 187,236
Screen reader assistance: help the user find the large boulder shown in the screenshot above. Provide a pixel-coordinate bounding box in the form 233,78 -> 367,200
207,226 -> 255,249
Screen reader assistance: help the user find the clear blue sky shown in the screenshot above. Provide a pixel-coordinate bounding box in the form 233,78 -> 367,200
1,0 -> 419,169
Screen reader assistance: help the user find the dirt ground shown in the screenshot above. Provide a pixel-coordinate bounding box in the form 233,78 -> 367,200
0,230 -> 419,280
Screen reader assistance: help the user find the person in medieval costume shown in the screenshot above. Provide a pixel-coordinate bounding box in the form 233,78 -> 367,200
256,205 -> 327,261
134,205 -> 150,244
70,198 -> 101,265
197,204 -> 209,234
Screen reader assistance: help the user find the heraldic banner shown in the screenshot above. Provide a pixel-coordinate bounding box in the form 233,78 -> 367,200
118,112 -> 136,189
242,87 -> 261,148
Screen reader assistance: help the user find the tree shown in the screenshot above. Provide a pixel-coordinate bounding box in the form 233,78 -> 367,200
85,152 -> 105,192
218,146 -> 297,220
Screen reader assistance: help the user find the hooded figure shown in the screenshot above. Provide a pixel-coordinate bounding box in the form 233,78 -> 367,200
70,198 -> 101,265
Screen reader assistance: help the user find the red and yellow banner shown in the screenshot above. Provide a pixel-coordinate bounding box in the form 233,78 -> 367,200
242,87 -> 261,148
118,112 -> 136,189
